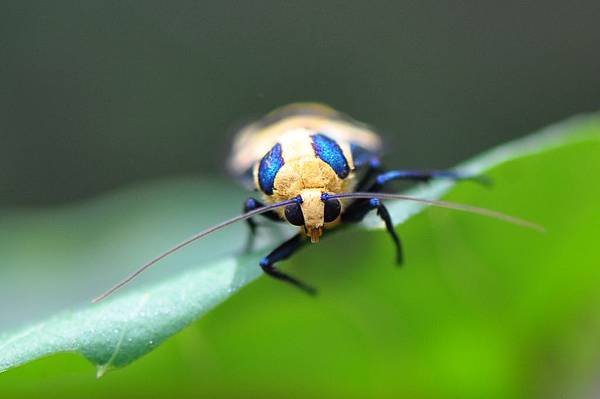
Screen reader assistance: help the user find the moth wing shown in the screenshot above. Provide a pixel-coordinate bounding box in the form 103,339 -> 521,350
227,123 -> 287,178
227,103 -> 383,185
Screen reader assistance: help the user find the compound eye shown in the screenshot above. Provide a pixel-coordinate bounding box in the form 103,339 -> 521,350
323,198 -> 341,223
284,203 -> 305,226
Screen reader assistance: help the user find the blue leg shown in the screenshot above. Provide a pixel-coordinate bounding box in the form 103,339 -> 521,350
244,197 -> 283,231
260,234 -> 315,294
367,169 -> 490,192
243,197 -> 283,252
342,198 -> 403,264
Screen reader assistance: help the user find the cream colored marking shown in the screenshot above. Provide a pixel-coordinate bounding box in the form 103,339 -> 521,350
299,189 -> 325,242
264,149 -> 355,240
279,129 -> 317,162
337,140 -> 355,170
228,105 -> 382,175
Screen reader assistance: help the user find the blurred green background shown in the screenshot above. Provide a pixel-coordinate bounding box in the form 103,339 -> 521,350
1,2 -> 600,398
1,1 -> 599,205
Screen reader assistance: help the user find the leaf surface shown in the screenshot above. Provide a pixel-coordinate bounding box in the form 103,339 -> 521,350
0,114 -> 598,388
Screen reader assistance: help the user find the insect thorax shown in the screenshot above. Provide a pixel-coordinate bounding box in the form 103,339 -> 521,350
253,129 -> 356,204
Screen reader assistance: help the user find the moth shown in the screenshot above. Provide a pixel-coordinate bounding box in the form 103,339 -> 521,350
93,103 -> 543,302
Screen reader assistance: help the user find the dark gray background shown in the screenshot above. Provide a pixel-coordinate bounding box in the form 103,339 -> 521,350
1,1 -> 599,206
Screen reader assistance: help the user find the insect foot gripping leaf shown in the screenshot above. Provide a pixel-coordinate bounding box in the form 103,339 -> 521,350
0,113 -> 598,378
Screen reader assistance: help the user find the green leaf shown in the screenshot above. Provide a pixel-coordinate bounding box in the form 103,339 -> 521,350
0,112 -> 599,389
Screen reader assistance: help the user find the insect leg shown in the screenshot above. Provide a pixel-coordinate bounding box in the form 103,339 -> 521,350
342,198 -> 403,264
243,197 -> 283,251
367,170 -> 489,192
244,197 -> 283,231
260,234 -> 316,294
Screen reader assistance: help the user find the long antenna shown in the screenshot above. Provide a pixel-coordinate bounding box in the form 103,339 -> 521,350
93,191 -> 544,303
92,198 -> 297,303
327,192 -> 545,232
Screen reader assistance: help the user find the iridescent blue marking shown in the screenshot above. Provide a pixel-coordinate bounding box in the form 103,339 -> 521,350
311,134 -> 350,178
258,143 -> 284,195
